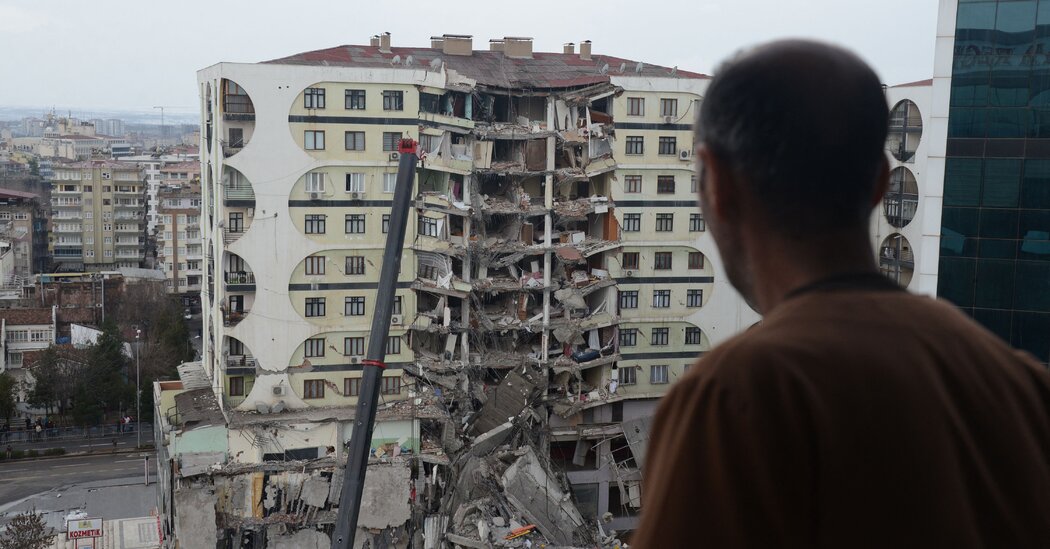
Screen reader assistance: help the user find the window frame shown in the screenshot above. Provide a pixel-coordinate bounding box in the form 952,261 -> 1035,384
655,213 -> 674,232
344,214 -> 366,234
622,252 -> 640,270
344,296 -> 366,316
382,90 -> 404,111
687,289 -> 704,308
304,130 -> 325,150
304,255 -> 325,275
229,376 -> 244,397
625,136 -> 644,155
383,132 -> 402,152
624,175 -> 642,193
659,98 -> 678,117
627,97 -> 645,116
343,336 -> 365,356
303,379 -> 325,399
619,290 -> 639,309
617,367 -> 637,385
345,172 -> 365,193
651,364 -> 669,384
345,256 -> 365,275
658,136 -> 677,156
651,327 -> 669,346
622,213 -> 641,232
304,214 -> 326,234
685,327 -> 703,345
304,87 -> 326,109
344,131 -> 365,151
381,376 -> 402,394
345,89 -> 366,110
305,297 -> 326,317
652,289 -> 671,308
657,175 -> 675,194
344,377 -> 361,396
654,251 -> 673,270
688,252 -> 705,270
304,337 -> 326,358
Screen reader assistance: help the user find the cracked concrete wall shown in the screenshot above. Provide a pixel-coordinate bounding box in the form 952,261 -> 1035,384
358,464 -> 412,530
174,487 -> 218,548
270,529 -> 331,549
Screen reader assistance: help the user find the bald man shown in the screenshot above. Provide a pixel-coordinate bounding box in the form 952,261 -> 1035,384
631,40 -> 1050,548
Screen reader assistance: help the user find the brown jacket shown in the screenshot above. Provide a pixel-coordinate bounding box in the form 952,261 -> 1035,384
632,286 -> 1050,548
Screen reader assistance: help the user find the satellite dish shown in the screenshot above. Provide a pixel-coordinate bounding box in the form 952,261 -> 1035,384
618,62 -> 627,73
635,62 -> 644,74
599,63 -> 609,75
430,57 -> 443,71
391,54 -> 402,65
405,55 -> 414,66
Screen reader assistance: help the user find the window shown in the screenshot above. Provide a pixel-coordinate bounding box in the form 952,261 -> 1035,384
345,214 -> 366,234
229,376 -> 244,396
345,173 -> 364,192
305,255 -> 325,275
622,252 -> 639,270
345,256 -> 365,275
386,336 -> 401,355
653,289 -> 671,308
383,132 -> 401,152
617,367 -> 637,385
393,295 -> 403,315
303,379 -> 325,399
627,97 -> 645,116
382,214 -> 390,233
228,212 -> 244,232
305,214 -> 326,234
418,215 -> 440,237
656,213 -> 674,232
345,89 -> 366,110
657,175 -> 675,194
688,252 -> 705,269
651,364 -> 669,384
345,377 -> 361,396
619,328 -> 638,347
305,130 -> 325,150
660,98 -> 678,117
383,90 -> 404,111
687,289 -> 704,308
619,290 -> 639,309
381,376 -> 401,394
689,214 -> 706,232
622,213 -> 641,232
344,336 -> 365,356
685,327 -> 703,345
345,296 -> 366,316
304,337 -> 325,358
652,327 -> 669,346
654,251 -> 673,270
691,175 -> 698,193
306,172 -> 326,193
304,87 -> 326,109
658,137 -> 677,155
345,131 -> 365,151
383,173 -> 397,193
624,175 -> 642,193
305,297 -> 326,317
625,136 -> 644,155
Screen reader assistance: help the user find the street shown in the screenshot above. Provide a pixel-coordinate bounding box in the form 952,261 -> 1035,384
0,452 -> 156,507
3,427 -> 153,454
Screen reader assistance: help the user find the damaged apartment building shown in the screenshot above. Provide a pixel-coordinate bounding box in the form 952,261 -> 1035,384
154,32 -> 777,548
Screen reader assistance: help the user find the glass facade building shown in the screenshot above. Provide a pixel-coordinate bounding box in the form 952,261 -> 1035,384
941,0 -> 1050,363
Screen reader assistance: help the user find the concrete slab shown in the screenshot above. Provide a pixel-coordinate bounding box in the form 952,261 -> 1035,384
357,464 -> 411,530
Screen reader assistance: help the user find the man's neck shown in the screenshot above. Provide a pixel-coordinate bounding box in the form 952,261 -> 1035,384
747,229 -> 878,314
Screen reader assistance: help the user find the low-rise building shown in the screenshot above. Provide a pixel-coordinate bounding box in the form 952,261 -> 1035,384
0,187 -> 47,281
0,306 -> 56,407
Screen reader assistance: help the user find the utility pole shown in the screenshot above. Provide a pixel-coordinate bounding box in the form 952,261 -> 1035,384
135,328 -> 141,448
332,140 -> 417,549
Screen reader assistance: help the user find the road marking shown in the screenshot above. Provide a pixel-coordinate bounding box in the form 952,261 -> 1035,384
114,459 -> 144,463
52,463 -> 84,468
0,468 -> 27,472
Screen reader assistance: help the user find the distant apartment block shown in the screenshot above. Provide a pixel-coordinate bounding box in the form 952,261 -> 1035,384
0,187 -> 47,281
155,167 -> 203,294
50,161 -> 146,271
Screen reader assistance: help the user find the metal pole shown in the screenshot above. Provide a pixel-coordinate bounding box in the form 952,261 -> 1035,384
144,455 -> 150,486
135,329 -> 141,448
332,140 -> 417,549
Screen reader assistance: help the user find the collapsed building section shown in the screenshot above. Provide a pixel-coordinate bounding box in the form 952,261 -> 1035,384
171,33 -> 714,548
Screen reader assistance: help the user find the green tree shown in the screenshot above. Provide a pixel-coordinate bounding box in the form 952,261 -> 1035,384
27,158 -> 39,177
0,373 -> 16,424
0,509 -> 54,549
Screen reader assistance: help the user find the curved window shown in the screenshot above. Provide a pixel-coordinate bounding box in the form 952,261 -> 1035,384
220,79 -> 255,157
879,233 -> 914,287
887,100 -> 922,162
884,167 -> 919,228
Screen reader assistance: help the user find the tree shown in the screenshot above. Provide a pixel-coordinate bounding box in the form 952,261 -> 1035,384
27,158 -> 39,177
0,373 -> 16,424
27,346 -> 88,416
0,509 -> 54,549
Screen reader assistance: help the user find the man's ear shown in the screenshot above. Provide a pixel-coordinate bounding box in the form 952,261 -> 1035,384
697,145 -> 738,221
870,154 -> 890,209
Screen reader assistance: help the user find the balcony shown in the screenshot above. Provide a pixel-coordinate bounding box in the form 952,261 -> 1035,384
224,309 -> 249,328
224,271 -> 255,285
223,185 -> 254,202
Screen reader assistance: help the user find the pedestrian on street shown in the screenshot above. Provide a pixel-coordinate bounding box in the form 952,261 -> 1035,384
633,40 -> 1050,548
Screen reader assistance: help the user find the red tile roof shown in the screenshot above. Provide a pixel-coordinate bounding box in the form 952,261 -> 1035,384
265,45 -> 707,89
1,308 -> 53,326
891,78 -> 933,88
0,187 -> 38,200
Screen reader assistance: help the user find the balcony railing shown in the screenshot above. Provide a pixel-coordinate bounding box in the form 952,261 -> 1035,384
224,228 -> 246,244
224,185 -> 255,201
224,310 -> 249,327
227,354 -> 257,370
224,271 -> 255,285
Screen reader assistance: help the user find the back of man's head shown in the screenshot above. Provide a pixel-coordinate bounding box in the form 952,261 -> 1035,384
697,40 -> 889,235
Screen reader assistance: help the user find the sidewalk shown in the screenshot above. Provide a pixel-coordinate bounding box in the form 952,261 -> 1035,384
3,428 -> 154,454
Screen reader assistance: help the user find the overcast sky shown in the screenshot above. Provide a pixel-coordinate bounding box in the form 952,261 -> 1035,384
0,0 -> 939,116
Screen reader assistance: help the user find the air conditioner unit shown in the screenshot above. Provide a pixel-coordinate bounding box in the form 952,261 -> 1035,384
678,150 -> 691,161
349,192 -> 364,200
389,152 -> 400,161
102,172 -> 112,179
625,270 -> 635,277
349,356 -> 363,364
272,386 -> 285,396
390,314 -> 403,325
310,192 -> 321,200
663,116 -> 676,124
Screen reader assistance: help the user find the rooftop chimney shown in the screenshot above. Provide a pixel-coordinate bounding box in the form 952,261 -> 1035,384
563,42 -> 575,55
504,36 -> 533,59
580,40 -> 592,61
442,34 -> 473,56
379,32 -> 391,53
489,39 -> 505,52
430,36 -> 444,49
370,35 -> 380,47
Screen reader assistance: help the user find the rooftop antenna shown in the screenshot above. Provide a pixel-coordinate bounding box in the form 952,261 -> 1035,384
670,66 -> 678,77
